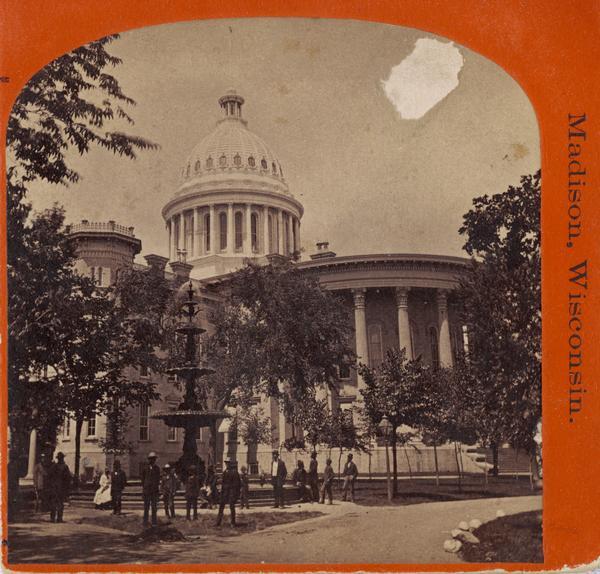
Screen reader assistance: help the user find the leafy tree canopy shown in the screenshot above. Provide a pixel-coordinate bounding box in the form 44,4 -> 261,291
458,171 -> 541,454
205,259 -> 355,412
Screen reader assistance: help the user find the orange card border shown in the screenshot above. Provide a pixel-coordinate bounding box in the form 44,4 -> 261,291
1,0 -> 599,571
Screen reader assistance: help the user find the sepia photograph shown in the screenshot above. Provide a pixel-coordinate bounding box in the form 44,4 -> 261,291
6,17 -> 542,566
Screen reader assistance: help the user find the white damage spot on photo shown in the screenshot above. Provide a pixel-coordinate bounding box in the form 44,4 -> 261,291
382,38 -> 464,120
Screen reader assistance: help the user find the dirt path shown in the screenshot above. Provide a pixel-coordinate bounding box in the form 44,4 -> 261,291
7,495 -> 541,565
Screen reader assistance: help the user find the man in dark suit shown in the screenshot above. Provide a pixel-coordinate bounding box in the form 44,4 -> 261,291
47,452 -> 71,523
270,450 -> 287,508
216,459 -> 241,527
141,452 -> 161,527
111,459 -> 127,515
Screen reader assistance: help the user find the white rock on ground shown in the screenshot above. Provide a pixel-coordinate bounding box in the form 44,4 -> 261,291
443,539 -> 463,553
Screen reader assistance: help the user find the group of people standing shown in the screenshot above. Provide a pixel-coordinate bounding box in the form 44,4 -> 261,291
33,452 -> 72,523
272,450 -> 359,507
34,448 -> 360,527
140,452 -> 242,527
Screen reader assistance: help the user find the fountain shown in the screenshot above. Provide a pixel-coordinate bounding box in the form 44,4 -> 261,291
151,281 -> 229,477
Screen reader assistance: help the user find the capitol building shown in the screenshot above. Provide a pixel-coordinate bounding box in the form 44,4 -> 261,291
44,91 -> 482,480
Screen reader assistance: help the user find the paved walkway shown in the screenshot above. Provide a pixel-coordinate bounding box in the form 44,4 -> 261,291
7,496 -> 541,565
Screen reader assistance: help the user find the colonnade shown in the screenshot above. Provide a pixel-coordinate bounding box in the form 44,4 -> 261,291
352,287 -> 454,389
167,204 -> 300,261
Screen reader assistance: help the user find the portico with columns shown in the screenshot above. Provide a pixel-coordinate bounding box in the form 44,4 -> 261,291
299,252 -> 467,404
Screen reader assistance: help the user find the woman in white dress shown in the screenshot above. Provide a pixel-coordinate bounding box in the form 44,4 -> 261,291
94,469 -> 112,509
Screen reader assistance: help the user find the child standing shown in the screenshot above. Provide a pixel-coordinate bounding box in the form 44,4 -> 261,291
185,465 -> 200,520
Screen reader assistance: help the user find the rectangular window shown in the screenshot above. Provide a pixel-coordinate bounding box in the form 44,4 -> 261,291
140,364 -> 149,377
63,417 -> 70,439
167,426 -> 177,442
86,416 -> 96,438
339,360 -> 351,380
139,404 -> 150,441
97,266 -> 103,286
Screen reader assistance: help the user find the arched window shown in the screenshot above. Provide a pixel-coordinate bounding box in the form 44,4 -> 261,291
235,211 -> 243,250
260,158 -> 268,170
204,213 -> 211,252
272,162 -> 277,175
368,324 -> 384,368
206,156 -> 214,169
451,324 -> 464,362
219,212 -> 227,251
233,154 -> 241,167
248,156 -> 255,167
268,213 -> 274,253
429,326 -> 440,369
195,160 -> 201,172
186,164 -> 190,177
251,213 -> 258,252
219,154 -> 227,167
279,165 -> 284,178
283,215 -> 289,254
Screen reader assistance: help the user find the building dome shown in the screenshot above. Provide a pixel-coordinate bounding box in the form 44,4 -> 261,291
174,90 -> 288,197
162,91 -> 303,279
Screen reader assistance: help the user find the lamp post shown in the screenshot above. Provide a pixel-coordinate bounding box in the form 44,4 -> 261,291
378,415 -> 393,502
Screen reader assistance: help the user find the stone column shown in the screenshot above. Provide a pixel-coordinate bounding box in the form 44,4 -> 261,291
286,213 -> 293,256
177,213 -> 184,255
277,210 -> 284,255
25,429 -> 37,479
263,206 -> 270,254
244,204 -> 252,256
278,402 -> 287,447
437,290 -> 453,367
195,208 -> 202,256
191,209 -> 196,258
167,220 -> 172,262
395,287 -> 413,360
227,203 -> 234,254
209,205 -> 216,255
292,217 -> 300,254
352,288 -> 369,391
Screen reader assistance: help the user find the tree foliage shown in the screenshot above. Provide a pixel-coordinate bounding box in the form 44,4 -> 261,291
6,34 -> 157,478
359,349 -> 428,494
458,171 -> 541,455
205,259 -> 355,412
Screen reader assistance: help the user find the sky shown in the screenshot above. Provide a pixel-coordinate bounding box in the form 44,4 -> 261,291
26,18 -> 540,262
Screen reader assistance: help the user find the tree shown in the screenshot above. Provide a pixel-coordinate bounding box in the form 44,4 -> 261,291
204,259 -> 355,448
359,349 -> 428,496
458,171 -> 541,476
325,408 -> 370,484
419,361 -> 478,491
6,34 -> 156,492
286,394 -> 332,454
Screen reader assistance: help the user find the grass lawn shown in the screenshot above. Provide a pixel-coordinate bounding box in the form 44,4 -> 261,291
74,510 -> 324,540
459,510 -> 542,563
352,476 -> 540,507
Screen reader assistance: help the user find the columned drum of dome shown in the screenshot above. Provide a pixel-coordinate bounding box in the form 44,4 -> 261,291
162,90 -> 304,279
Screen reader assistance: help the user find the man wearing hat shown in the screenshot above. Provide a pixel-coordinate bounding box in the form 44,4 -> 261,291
111,459 -> 127,515
161,463 -> 178,518
47,452 -> 71,523
216,459 -> 241,527
141,452 -> 161,527
270,450 -> 287,509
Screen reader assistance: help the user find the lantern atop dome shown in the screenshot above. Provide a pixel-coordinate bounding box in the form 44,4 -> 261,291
218,90 -> 245,119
